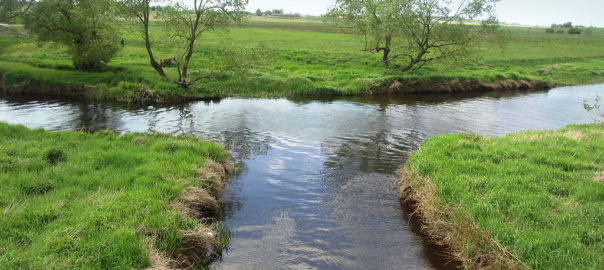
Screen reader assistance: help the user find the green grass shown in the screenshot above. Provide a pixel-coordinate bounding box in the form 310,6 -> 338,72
401,124 -> 604,269
1,17 -> 604,101
0,122 -> 230,269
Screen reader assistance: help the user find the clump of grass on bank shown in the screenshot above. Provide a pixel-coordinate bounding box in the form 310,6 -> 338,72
400,124 -> 604,269
0,122 -> 231,269
2,20 -> 604,102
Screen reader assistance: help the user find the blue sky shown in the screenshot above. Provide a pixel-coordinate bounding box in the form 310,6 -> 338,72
245,0 -> 604,27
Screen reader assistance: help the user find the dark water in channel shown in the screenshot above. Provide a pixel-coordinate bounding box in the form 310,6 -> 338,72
1,84 -> 603,269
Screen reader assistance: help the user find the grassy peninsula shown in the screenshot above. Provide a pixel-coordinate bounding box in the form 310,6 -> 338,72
400,124 -> 604,269
1,17 -> 604,102
0,123 -> 231,269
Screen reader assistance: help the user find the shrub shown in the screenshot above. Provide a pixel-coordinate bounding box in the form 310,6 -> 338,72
45,149 -> 66,165
556,29 -> 565,34
568,27 -> 582,35
545,28 -> 555,34
20,181 -> 55,195
25,0 -> 121,70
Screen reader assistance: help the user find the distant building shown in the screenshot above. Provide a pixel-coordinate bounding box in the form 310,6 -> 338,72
269,13 -> 301,18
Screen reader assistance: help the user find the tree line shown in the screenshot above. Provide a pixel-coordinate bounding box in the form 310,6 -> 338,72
255,8 -> 284,16
1,0 -> 502,89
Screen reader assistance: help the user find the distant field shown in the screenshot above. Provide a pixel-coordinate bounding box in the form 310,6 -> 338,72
1,16 -> 604,101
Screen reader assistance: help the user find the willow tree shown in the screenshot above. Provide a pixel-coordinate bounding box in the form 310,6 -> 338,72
26,0 -> 121,70
0,0 -> 34,22
328,0 -> 501,71
120,0 -> 247,88
327,0 -> 412,68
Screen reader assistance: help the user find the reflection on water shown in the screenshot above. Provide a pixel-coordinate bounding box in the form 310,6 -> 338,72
1,84 -> 602,269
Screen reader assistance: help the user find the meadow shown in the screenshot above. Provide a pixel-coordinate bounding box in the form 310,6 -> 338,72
1,16 -> 604,102
0,123 -> 231,269
400,124 -> 604,270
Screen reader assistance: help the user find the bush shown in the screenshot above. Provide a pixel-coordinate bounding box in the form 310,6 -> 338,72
568,27 -> 582,35
26,0 -> 121,71
556,29 -> 565,34
45,149 -> 66,165
545,28 -> 555,34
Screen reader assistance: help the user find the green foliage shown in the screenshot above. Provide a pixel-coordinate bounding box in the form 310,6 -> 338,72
45,149 -> 66,165
568,27 -> 582,35
120,0 -> 249,88
25,0 -> 121,70
546,28 -> 555,34
0,0 -> 33,22
0,122 -> 228,269
328,0 -> 503,71
405,124 -> 604,269
327,0 -> 413,68
583,96 -> 603,123
1,18 -> 604,101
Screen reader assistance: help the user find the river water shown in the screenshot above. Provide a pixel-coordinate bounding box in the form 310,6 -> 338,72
1,84 -> 602,269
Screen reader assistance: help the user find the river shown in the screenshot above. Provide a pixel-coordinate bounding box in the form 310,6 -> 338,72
1,84 -> 602,269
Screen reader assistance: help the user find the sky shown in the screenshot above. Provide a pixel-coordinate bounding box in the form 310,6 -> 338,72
245,0 -> 604,27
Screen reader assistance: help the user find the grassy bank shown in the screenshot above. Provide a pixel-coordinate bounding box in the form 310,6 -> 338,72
1,17 -> 604,102
0,122 -> 231,269
400,124 -> 604,269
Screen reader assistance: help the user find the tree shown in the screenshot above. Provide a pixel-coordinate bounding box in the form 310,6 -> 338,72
26,0 -> 121,70
120,0 -> 247,88
568,27 -> 581,35
0,0 -> 34,22
119,0 -> 166,77
328,0 -> 502,71
255,8 -> 261,16
327,0 -> 413,68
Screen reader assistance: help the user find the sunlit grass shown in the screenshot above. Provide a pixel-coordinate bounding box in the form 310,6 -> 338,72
1,18 -> 604,101
401,124 -> 604,269
0,123 -> 229,269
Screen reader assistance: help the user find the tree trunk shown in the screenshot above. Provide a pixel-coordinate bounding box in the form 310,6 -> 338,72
180,34 -> 196,85
178,8 -> 202,87
382,36 -> 392,68
401,50 -> 427,72
144,22 -> 166,78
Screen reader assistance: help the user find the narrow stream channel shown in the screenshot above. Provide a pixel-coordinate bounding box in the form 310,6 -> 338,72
1,84 -> 602,269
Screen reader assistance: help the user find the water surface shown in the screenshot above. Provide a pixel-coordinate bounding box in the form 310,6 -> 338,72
1,84 -> 602,269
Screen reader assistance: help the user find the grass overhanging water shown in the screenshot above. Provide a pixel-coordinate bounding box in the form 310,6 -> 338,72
0,122 -> 232,269
400,124 -> 604,270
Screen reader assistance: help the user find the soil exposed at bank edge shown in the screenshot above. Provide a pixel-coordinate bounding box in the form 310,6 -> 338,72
2,19 -> 604,103
378,79 -> 555,95
399,124 -> 604,270
0,72 -> 556,103
0,123 -> 233,269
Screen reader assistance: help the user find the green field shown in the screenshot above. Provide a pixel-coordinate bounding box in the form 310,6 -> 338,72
400,124 -> 604,269
1,16 -> 604,101
0,123 -> 231,269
